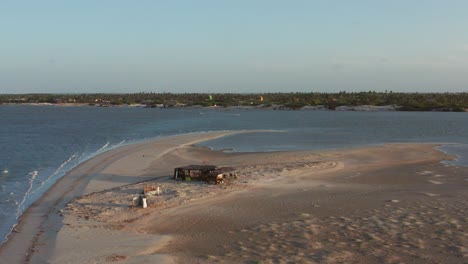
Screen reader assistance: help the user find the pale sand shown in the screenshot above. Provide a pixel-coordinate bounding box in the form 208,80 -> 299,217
0,131 -> 262,264
1,132 -> 467,264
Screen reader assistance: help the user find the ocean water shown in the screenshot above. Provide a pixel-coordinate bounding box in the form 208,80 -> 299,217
437,144 -> 468,167
1,105 -> 468,244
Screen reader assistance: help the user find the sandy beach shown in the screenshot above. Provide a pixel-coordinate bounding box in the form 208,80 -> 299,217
1,131 -> 467,264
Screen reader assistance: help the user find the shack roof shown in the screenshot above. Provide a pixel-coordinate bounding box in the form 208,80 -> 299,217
214,167 -> 235,173
175,165 -> 217,171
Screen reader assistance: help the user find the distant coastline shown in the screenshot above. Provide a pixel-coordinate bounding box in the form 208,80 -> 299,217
1,92 -> 468,112
1,102 -> 467,112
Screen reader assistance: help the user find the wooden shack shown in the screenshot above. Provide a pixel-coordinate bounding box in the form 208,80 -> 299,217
174,165 -> 217,181
173,165 -> 236,184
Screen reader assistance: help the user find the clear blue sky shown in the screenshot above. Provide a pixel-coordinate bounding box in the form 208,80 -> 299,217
1,0 -> 468,93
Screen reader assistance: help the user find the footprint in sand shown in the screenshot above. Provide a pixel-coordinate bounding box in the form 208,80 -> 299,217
428,180 -> 443,185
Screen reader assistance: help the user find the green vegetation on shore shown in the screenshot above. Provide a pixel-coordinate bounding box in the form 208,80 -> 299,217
1,92 -> 467,111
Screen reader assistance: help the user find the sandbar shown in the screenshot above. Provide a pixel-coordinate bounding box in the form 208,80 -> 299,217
1,132 -> 467,264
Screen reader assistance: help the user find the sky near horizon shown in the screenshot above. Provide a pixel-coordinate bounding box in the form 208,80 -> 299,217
1,1 -> 468,94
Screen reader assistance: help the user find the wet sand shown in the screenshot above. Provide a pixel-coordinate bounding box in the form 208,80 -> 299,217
0,132 -> 467,264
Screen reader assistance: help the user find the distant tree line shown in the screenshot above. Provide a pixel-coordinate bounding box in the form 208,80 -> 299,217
0,92 -> 467,111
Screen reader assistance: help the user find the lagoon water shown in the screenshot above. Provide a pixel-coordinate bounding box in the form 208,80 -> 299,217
1,105 -> 467,243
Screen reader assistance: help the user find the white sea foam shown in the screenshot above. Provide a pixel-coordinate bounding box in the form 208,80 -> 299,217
76,152 -> 87,161
38,153 -> 78,189
112,140 -> 126,147
16,170 -> 39,216
96,142 -> 110,153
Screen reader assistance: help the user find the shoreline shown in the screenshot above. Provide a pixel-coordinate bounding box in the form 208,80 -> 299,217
0,100 -> 468,112
0,130 -> 255,264
2,102 -> 467,112
0,102 -> 399,111
0,129 -> 281,246
0,132 -> 466,263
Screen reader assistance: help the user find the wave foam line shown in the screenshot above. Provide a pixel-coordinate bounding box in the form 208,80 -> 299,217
112,140 -> 126,148
96,142 -> 110,153
15,170 -> 38,217
38,153 -> 78,189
